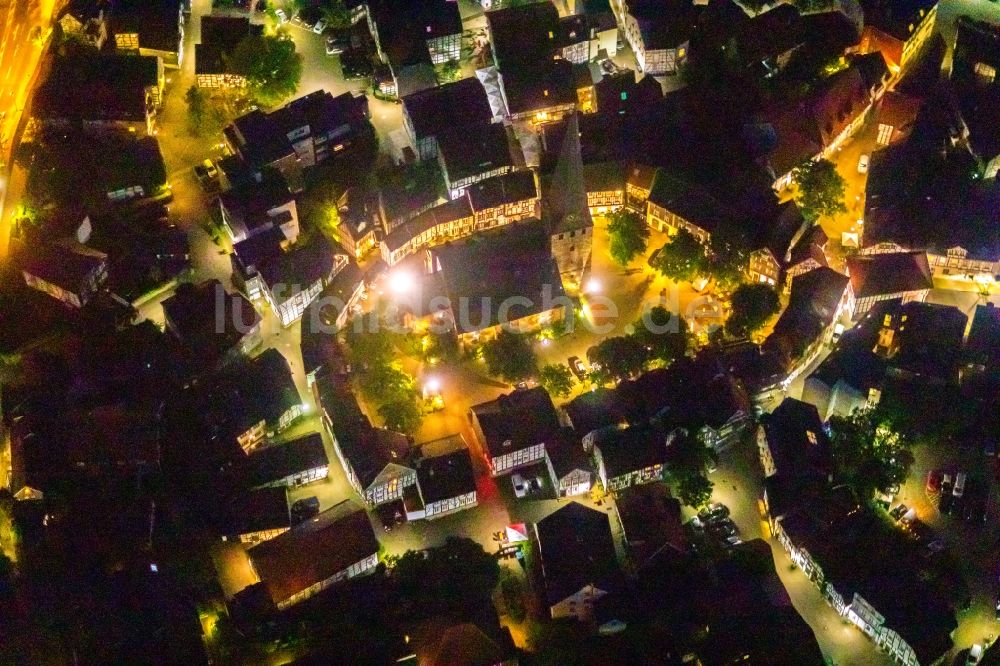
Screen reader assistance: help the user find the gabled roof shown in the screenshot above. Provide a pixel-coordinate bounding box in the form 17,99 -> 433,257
107,0 -> 182,52
593,423 -> 667,479
614,482 -> 686,564
472,386 -> 561,458
564,387 -> 627,437
846,250 -> 932,298
545,427 -> 592,479
437,122 -> 515,184
535,502 -> 620,606
761,397 -> 831,481
34,52 -> 158,122
416,448 -> 476,504
249,502 -> 378,606
247,433 -> 328,487
432,219 -> 565,333
764,267 -> 848,366
402,78 -> 493,141
858,0 -> 938,42
622,0 -> 697,50
21,242 -> 107,293
228,487 -> 290,536
647,171 -> 741,236
162,279 -> 259,358
465,170 -> 537,211
966,304 -> 1000,367
314,373 -> 412,488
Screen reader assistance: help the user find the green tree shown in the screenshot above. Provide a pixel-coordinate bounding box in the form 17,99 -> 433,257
437,59 -> 462,83
227,34 -> 303,106
185,85 -> 206,123
676,473 -> 714,509
378,397 -> 423,434
607,207 -> 650,266
481,330 -> 537,382
588,335 -> 647,383
707,226 -> 749,291
321,0 -> 352,30
631,306 -> 687,365
792,158 -> 847,222
828,407 -> 915,502
652,230 -> 708,283
394,537 -> 500,619
539,363 -> 574,398
725,283 -> 780,338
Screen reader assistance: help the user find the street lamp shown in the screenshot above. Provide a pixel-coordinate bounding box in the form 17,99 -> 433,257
389,270 -> 414,294
585,278 -> 601,294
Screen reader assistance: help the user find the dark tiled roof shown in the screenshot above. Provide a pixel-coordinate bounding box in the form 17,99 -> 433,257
764,267 -> 848,366
623,0 -> 697,49
858,0 -> 938,41
846,250 -> 932,298
761,398 -> 831,481
22,243 -> 107,293
465,170 -> 537,211
35,52 -> 159,122
314,373 -> 411,488
257,236 -> 336,294
383,197 -> 472,253
472,387 -> 561,458
247,433 -> 328,487
437,122 -> 515,184
594,423 -> 667,479
535,502 -> 620,606
162,279 -> 259,357
564,388 -> 628,437
250,503 -> 378,606
647,171 -> 741,236
228,487 -> 290,536
416,448 -> 476,504
431,218 -> 565,333
545,428 -> 591,479
967,304 -> 1000,367
614,482 -> 686,563
108,0 -> 182,53
402,78 -> 493,140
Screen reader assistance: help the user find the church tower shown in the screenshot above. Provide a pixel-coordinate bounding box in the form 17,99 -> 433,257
544,113 -> 593,293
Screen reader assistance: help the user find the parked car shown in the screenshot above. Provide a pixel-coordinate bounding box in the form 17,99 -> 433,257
512,473 -> 529,499
707,519 -> 739,540
274,8 -> 287,23
889,504 -> 909,521
698,503 -> 730,524
193,159 -> 219,191
926,469 -> 943,493
857,154 -> 869,173
568,356 -> 587,381
939,484 -> 954,514
953,472 -> 967,498
290,497 -> 320,524
326,31 -> 349,55
313,17 -> 327,34
967,644 -> 983,666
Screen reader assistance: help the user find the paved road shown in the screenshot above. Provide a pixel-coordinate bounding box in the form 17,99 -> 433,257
0,0 -> 59,258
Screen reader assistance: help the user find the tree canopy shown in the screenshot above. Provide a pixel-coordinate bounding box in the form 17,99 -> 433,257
607,207 -> 650,266
664,429 -> 717,508
481,330 -> 537,383
725,283 -> 780,338
539,363 -> 575,398
392,537 -> 500,620
228,34 -> 303,106
828,407 -> 915,502
631,306 -> 688,365
652,230 -> 708,283
588,335 -> 648,384
791,158 -> 846,222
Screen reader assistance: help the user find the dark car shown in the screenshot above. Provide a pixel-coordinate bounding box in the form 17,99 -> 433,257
939,482 -> 954,514
340,48 -> 373,80
290,497 -> 320,524
568,356 -> 587,381
707,519 -> 739,540
698,502 -> 730,524
326,30 -> 350,55
889,504 -> 909,521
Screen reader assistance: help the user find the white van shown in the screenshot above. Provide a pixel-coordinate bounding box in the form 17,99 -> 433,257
953,472 -> 967,498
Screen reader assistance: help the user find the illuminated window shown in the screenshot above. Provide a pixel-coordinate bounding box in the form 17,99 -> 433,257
975,62 -> 997,83
620,91 -> 627,101
876,123 -> 893,145
806,431 -> 818,445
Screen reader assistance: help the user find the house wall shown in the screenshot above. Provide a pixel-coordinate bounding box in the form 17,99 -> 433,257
23,268 -> 101,309
851,289 -> 929,320
274,552 -> 379,609
425,490 -> 477,518
550,584 -> 607,620
490,443 -> 546,476
428,33 -> 461,64
551,225 -> 593,290
196,72 -> 247,89
269,278 -> 326,327
364,469 -> 418,507
458,305 -> 565,349
561,28 -> 618,64
586,189 -> 624,214
757,426 -> 777,478
749,249 -> 781,286
646,201 -> 710,244
238,526 -> 289,546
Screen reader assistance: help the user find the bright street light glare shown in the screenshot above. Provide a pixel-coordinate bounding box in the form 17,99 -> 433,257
585,278 -> 601,293
389,270 -> 414,293
424,378 -> 440,392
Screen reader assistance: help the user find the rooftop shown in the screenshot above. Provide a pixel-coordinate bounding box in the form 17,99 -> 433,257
415,448 -> 476,505
431,218 -> 565,334
846,250 -> 933,298
247,432 -> 328,488
402,78 -> 493,140
622,0 -> 697,50
761,397 -> 832,482
162,279 -> 260,359
858,0 -> 938,42
535,502 -> 620,606
34,52 -> 159,123
249,502 -> 379,606
593,423 -> 668,479
228,487 -> 290,537
437,123 -> 516,184
195,16 -> 262,75
21,243 -> 107,293
472,386 -> 561,458
107,0 -> 183,53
